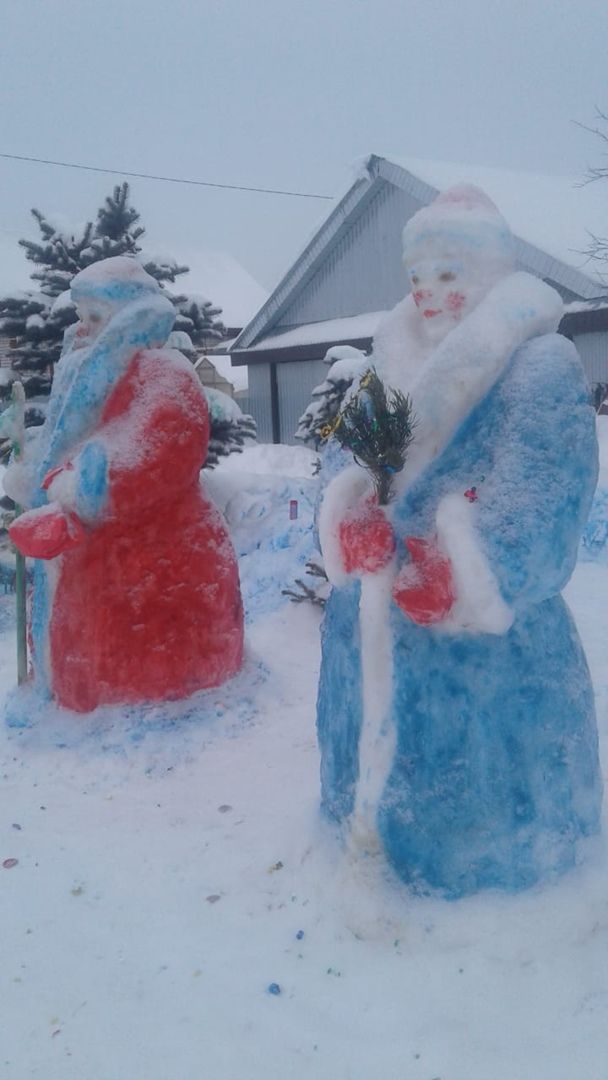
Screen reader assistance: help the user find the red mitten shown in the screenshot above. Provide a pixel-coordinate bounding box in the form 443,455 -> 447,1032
339,497 -> 395,575
393,536 -> 455,625
10,504 -> 85,560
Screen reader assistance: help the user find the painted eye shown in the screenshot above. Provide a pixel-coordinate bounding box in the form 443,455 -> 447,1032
439,271 -> 456,283
410,274 -> 419,286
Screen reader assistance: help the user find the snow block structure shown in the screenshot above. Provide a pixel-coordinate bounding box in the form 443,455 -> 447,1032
317,186 -> 602,899
6,257 -> 243,713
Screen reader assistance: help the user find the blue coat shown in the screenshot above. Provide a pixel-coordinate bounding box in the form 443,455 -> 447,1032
317,332 -> 602,898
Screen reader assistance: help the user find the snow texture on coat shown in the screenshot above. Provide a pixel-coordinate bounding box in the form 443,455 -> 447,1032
8,257 -> 244,712
318,319 -> 601,899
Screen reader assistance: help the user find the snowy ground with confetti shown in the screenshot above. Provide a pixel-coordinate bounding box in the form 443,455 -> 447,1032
2,445 -> 608,1080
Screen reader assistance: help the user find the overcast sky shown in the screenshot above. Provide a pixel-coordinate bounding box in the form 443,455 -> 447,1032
1,0 -> 608,299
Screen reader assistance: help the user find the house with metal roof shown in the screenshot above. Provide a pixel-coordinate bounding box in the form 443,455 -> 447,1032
176,250 -> 268,394
228,155 -> 608,443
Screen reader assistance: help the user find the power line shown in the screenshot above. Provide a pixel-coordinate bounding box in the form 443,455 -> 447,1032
0,151 -> 334,201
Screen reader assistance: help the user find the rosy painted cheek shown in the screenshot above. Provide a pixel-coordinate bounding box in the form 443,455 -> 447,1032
445,291 -> 467,315
412,289 -> 432,308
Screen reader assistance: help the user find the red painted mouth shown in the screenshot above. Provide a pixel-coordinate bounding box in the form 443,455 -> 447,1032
422,308 -> 441,319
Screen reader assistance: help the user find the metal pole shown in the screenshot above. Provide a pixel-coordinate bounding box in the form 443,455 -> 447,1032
9,382 -> 28,684
15,548 -> 27,684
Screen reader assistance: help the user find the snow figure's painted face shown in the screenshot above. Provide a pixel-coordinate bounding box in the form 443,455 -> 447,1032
401,185 -> 516,348
406,255 -> 485,345
73,299 -> 112,349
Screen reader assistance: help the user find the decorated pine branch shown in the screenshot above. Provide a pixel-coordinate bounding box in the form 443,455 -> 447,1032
329,369 -> 416,505
281,560 -> 329,609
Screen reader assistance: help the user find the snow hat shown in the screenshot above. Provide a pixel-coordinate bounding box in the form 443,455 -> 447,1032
402,184 -> 515,275
71,256 -> 160,308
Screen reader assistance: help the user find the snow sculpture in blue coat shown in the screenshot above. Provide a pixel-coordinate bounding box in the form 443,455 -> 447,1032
317,185 -> 602,899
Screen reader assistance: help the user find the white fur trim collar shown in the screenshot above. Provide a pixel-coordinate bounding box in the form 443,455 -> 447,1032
436,494 -> 514,634
391,272 -> 563,494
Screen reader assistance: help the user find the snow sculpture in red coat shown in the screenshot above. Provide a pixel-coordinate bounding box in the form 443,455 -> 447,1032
6,257 -> 244,713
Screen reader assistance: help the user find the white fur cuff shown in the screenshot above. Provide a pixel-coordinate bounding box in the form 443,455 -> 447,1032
46,467 -> 78,512
318,466 -> 373,587
436,493 -> 514,635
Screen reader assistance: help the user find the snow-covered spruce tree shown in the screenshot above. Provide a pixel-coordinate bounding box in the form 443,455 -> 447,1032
93,182 -> 145,255
203,387 -> 257,468
283,346 -> 368,608
0,184 -> 224,419
0,215 -> 94,404
1,186 -> 149,397
172,294 -> 225,347
164,337 -> 249,465
295,345 -> 368,449
591,381 -> 608,412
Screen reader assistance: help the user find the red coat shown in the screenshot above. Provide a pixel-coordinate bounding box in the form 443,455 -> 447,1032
47,349 -> 243,712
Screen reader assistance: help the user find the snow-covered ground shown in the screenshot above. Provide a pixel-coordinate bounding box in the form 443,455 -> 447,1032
2,447 -> 608,1080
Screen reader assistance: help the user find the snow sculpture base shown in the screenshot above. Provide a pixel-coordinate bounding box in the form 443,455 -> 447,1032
3,651 -> 264,747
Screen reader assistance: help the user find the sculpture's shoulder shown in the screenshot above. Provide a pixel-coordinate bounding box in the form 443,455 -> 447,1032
136,345 -> 198,377
102,348 -> 208,431
130,347 -> 207,398
513,332 -> 587,389
505,332 -> 591,410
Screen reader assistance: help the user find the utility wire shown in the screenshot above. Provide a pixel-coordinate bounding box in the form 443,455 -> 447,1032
0,151 -> 334,201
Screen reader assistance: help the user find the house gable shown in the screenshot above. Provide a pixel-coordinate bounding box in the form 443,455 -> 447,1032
233,155 -> 602,358
275,180 -> 418,329
232,155 -> 607,445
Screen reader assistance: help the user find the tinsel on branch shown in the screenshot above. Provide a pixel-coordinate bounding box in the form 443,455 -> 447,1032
329,369 -> 415,505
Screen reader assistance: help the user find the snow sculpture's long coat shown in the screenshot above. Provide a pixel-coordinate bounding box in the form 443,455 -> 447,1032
317,273 -> 602,898
13,270 -> 243,713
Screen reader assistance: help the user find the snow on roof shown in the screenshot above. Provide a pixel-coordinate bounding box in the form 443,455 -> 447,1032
249,311 -> 385,351
176,249 -> 268,328
380,156 -> 607,282
234,154 -> 605,354
564,298 -> 608,314
210,336 -> 238,355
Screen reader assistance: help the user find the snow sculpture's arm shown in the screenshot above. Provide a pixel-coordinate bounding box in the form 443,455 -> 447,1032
437,336 -> 598,630
48,352 -> 209,522
318,466 -> 395,585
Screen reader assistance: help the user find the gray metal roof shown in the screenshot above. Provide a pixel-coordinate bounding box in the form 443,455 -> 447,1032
232,155 -> 602,355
